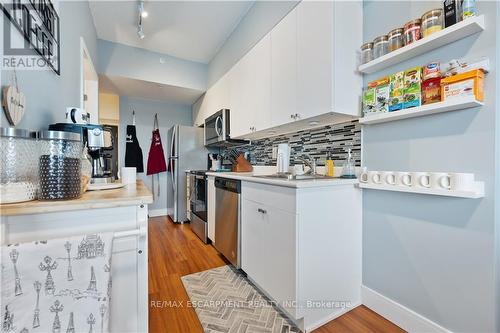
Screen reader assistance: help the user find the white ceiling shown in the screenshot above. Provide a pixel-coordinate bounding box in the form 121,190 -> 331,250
89,1 -> 254,64
99,74 -> 204,104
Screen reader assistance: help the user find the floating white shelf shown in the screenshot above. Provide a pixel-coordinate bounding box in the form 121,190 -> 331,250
358,15 -> 485,74
359,96 -> 483,125
359,182 -> 485,199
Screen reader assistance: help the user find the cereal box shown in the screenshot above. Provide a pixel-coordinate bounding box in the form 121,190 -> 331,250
389,71 -> 405,112
403,66 -> 422,108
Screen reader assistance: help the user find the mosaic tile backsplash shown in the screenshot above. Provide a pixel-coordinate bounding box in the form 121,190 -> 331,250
226,120 -> 361,167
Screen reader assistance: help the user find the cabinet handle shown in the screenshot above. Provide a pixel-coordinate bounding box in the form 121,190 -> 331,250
257,208 -> 267,214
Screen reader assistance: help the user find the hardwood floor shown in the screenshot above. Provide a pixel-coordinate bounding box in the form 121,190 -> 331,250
148,216 -> 405,333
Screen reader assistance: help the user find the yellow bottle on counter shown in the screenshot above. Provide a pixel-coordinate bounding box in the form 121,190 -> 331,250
325,153 -> 335,177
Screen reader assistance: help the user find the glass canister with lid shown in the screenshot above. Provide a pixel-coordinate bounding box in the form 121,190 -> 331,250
388,28 -> 404,52
421,9 -> 444,38
403,18 -> 422,45
38,130 -> 82,200
373,35 -> 389,59
0,128 -> 39,204
360,42 -> 374,64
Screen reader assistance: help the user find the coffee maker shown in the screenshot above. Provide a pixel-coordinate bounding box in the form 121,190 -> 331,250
48,123 -> 116,183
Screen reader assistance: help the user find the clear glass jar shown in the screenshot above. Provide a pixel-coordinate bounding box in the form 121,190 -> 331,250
388,28 -> 404,52
421,9 -> 444,38
0,128 -> 39,203
38,130 -> 82,200
373,35 -> 389,59
360,42 -> 374,64
403,18 -> 422,45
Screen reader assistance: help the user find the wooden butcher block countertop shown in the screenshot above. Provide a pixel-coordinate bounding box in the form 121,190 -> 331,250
0,181 -> 153,216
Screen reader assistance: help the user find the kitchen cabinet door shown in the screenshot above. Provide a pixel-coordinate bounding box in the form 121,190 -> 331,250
192,95 -> 204,127
246,33 -> 271,133
271,7 -> 297,127
228,58 -> 252,138
297,1 -> 333,119
241,199 -> 297,318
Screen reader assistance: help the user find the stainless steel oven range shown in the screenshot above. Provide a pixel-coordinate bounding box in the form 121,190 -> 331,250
189,170 -> 208,243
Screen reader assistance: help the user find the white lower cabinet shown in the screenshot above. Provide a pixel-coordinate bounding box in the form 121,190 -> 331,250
207,176 -> 216,241
241,181 -> 362,332
242,199 -> 297,318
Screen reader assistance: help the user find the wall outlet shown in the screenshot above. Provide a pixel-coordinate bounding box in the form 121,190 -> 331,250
272,146 -> 278,159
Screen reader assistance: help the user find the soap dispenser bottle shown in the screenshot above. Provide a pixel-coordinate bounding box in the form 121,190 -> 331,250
325,152 -> 335,177
341,149 -> 357,179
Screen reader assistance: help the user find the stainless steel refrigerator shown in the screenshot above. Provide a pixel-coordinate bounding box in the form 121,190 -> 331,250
167,125 -> 208,223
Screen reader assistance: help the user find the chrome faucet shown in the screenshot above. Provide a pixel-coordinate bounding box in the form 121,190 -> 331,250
296,154 -> 317,175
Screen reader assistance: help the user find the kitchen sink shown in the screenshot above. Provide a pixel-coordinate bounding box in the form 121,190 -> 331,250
252,174 -> 336,181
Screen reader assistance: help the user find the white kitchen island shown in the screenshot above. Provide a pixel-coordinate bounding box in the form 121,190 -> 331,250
0,181 -> 153,333
206,172 -> 362,332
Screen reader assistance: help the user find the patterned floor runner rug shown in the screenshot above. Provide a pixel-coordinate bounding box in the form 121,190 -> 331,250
181,265 -> 301,333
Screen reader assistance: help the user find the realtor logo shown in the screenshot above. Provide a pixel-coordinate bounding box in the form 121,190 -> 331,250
1,0 -> 60,74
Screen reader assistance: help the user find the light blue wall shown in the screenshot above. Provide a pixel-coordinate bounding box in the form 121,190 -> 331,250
98,39 -> 207,91
0,1 -> 98,131
207,1 -> 298,87
496,4 -> 500,332
118,96 -> 192,213
362,1 -> 498,332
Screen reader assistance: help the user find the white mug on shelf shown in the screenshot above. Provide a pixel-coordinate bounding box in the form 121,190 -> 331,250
449,173 -> 475,191
359,168 -> 369,183
381,171 -> 396,185
411,172 -> 429,188
430,172 -> 451,190
398,172 -> 412,187
368,171 -> 382,184
120,167 -> 137,184
418,172 -> 432,188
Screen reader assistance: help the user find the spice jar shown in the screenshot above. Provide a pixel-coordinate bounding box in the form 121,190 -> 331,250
0,128 -> 39,204
388,28 -> 404,52
360,42 -> 374,64
38,130 -> 82,200
403,19 -> 421,45
421,9 -> 444,38
373,35 -> 389,59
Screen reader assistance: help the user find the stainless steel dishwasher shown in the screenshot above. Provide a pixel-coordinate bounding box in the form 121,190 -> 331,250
214,177 -> 241,268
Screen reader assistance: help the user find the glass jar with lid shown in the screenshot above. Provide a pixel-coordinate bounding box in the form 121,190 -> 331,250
38,130 -> 82,200
373,35 -> 389,59
421,9 -> 444,38
0,128 -> 39,204
403,18 -> 422,45
388,28 -> 404,52
360,42 -> 374,64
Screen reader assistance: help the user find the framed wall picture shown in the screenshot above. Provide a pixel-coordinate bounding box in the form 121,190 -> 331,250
1,0 -> 61,75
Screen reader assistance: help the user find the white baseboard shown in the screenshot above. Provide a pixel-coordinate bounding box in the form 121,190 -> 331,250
362,285 -> 453,333
305,301 -> 362,332
148,208 -> 168,217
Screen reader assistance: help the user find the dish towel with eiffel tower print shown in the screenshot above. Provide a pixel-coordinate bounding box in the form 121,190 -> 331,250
1,233 -> 113,333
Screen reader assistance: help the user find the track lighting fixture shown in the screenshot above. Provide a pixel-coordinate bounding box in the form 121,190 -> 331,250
139,1 -> 148,18
137,1 -> 146,39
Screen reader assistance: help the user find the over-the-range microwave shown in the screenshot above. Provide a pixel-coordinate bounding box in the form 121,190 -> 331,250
204,109 -> 248,147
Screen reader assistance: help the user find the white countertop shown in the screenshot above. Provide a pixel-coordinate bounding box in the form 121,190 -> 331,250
205,171 -> 358,188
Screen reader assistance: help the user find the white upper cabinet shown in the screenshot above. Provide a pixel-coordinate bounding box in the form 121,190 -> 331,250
198,1 -> 362,136
229,34 -> 271,139
228,56 -> 252,138
270,7 -> 297,127
295,1 -> 362,119
192,71 -> 230,128
297,1 -> 333,118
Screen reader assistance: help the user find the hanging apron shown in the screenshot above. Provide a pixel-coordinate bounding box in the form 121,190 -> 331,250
125,124 -> 144,173
147,114 -> 167,197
